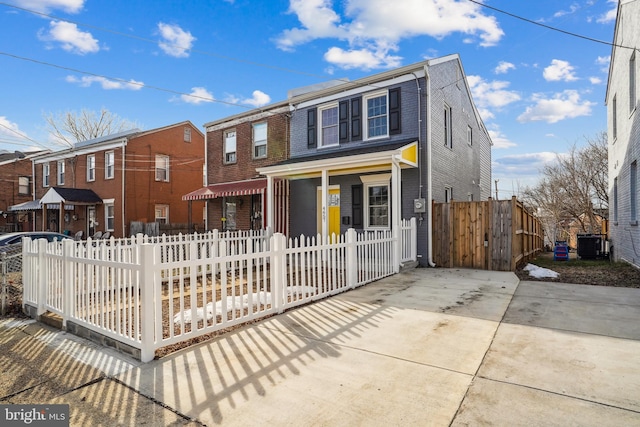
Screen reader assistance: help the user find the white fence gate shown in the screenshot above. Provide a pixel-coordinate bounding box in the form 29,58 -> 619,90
22,219 -> 417,362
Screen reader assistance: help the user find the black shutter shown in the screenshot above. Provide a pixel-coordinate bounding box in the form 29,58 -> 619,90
307,108 -> 317,148
351,97 -> 362,141
339,100 -> 349,143
389,88 -> 401,135
352,184 -> 363,228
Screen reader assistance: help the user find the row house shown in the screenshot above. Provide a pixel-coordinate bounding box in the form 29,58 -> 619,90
27,121 -> 204,238
183,102 -> 290,234
0,150 -> 49,232
189,54 -> 492,266
607,0 -> 640,267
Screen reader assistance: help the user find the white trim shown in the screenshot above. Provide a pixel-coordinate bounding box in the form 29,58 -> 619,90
360,173 -> 391,230
317,102 -> 339,148
363,90 -> 389,141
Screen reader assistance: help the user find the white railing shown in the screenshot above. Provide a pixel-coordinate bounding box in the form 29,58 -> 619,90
22,221 -> 417,362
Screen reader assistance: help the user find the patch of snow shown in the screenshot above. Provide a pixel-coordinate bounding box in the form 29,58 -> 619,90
523,263 -> 559,279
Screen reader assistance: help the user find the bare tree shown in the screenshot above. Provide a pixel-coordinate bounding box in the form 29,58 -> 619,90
522,132 -> 608,242
45,108 -> 139,147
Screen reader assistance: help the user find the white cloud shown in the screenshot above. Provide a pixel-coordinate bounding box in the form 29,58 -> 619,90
517,90 -> 595,123
225,90 -> 271,108
597,1 -> 618,23
157,23 -> 195,58
543,59 -> 578,82
589,76 -> 602,84
15,0 -> 84,13
66,75 -> 143,90
596,55 -> 610,73
181,87 -> 214,105
487,127 -> 516,149
467,75 -> 521,112
494,61 -> 515,74
39,21 -> 99,55
275,0 -> 504,70
0,116 -> 23,138
493,152 -> 557,178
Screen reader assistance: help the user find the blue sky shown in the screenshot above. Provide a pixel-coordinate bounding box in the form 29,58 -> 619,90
0,0 -> 617,194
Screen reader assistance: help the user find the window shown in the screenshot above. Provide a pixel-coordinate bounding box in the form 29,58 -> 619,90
444,104 -> 452,148
223,198 -> 237,230
87,154 -> 95,182
631,162 -> 637,223
203,164 -> 207,187
155,205 -> 169,224
43,163 -> 50,187
184,127 -> 192,142
445,187 -> 453,202
253,122 -> 267,158
612,95 -> 617,141
364,92 -> 388,139
613,177 -> 618,223
319,104 -> 339,147
18,176 -> 29,195
105,151 -> 114,179
57,160 -> 65,185
630,51 -> 636,113
467,126 -> 473,146
104,199 -> 115,231
155,154 -> 170,182
224,130 -> 237,164
361,174 -> 391,229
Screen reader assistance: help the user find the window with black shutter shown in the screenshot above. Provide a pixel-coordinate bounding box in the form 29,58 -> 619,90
351,97 -> 362,141
307,108 -> 317,148
389,87 -> 401,134
352,184 -> 363,228
339,100 -> 349,143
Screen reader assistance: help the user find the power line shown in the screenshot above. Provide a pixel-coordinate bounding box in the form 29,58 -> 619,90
0,122 -> 51,150
465,0 -> 636,51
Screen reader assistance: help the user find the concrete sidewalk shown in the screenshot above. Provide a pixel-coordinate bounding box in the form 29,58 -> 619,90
2,268 -> 640,426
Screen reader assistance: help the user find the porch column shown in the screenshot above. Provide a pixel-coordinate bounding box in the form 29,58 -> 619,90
59,201 -> 64,233
391,159 -> 401,272
321,169 -> 328,240
266,175 -> 274,232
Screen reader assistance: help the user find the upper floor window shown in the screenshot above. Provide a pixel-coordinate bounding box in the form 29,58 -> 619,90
18,176 -> 29,195
57,160 -> 65,185
224,130 -> 237,164
630,51 -> 636,113
202,164 -> 207,187
184,127 -> 192,142
444,104 -> 453,149
319,104 -> 339,147
87,154 -> 96,182
467,126 -> 473,146
105,151 -> 115,179
612,95 -> 617,141
155,154 -> 170,182
253,122 -> 267,158
364,91 -> 388,140
43,163 -> 50,187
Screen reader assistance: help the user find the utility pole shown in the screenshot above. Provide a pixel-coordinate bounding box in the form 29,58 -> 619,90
494,179 -> 499,200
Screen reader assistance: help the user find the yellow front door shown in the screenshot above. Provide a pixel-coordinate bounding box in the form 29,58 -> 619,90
317,187 -> 341,238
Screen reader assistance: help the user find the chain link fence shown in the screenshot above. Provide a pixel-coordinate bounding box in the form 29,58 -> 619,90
1,244 -> 24,316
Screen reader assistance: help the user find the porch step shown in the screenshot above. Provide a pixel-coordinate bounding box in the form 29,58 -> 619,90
400,260 -> 419,271
40,312 -> 63,330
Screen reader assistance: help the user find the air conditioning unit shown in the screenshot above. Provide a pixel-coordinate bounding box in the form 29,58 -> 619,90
413,198 -> 426,213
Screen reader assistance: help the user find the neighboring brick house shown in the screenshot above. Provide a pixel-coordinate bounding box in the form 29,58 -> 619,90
183,102 -> 290,234
0,150 -> 49,232
607,0 -> 640,267
258,55 -> 492,266
30,121 -> 204,238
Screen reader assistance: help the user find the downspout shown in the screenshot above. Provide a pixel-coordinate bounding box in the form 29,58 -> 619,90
31,160 -> 35,231
425,63 -> 436,267
122,141 -> 126,237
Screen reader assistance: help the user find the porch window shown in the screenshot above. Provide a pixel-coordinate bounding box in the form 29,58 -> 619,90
253,122 -> 267,158
87,154 -> 95,182
43,163 -> 50,187
223,197 -> 237,230
361,174 -> 391,229
155,154 -> 170,182
105,151 -> 114,179
57,160 -> 65,185
364,91 -> 388,139
319,103 -> 339,147
224,130 -> 237,164
155,205 -> 169,224
104,199 -> 115,231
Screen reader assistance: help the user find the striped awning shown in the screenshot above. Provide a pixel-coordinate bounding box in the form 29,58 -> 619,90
182,178 -> 267,201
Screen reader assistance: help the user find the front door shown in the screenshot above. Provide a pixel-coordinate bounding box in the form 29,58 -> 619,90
87,206 -> 96,236
317,186 -> 340,239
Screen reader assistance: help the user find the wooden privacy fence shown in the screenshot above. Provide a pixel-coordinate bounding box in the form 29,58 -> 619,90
432,196 -> 543,271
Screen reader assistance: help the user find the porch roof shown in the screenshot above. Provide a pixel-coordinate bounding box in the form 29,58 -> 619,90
257,141 -> 418,179
182,178 -> 267,201
9,199 -> 42,211
40,187 -> 103,206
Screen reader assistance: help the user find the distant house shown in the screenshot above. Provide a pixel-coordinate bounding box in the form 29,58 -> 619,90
606,0 -> 640,267
258,55 -> 492,266
28,121 -> 204,238
184,103 -> 290,234
0,150 -> 49,232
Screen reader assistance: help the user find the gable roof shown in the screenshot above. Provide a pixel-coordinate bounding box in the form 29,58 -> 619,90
40,187 -> 103,205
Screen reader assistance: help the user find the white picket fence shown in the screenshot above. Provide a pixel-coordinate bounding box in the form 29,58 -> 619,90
22,218 -> 417,362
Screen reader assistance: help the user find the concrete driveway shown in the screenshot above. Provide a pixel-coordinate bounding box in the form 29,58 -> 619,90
2,268 -> 640,426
